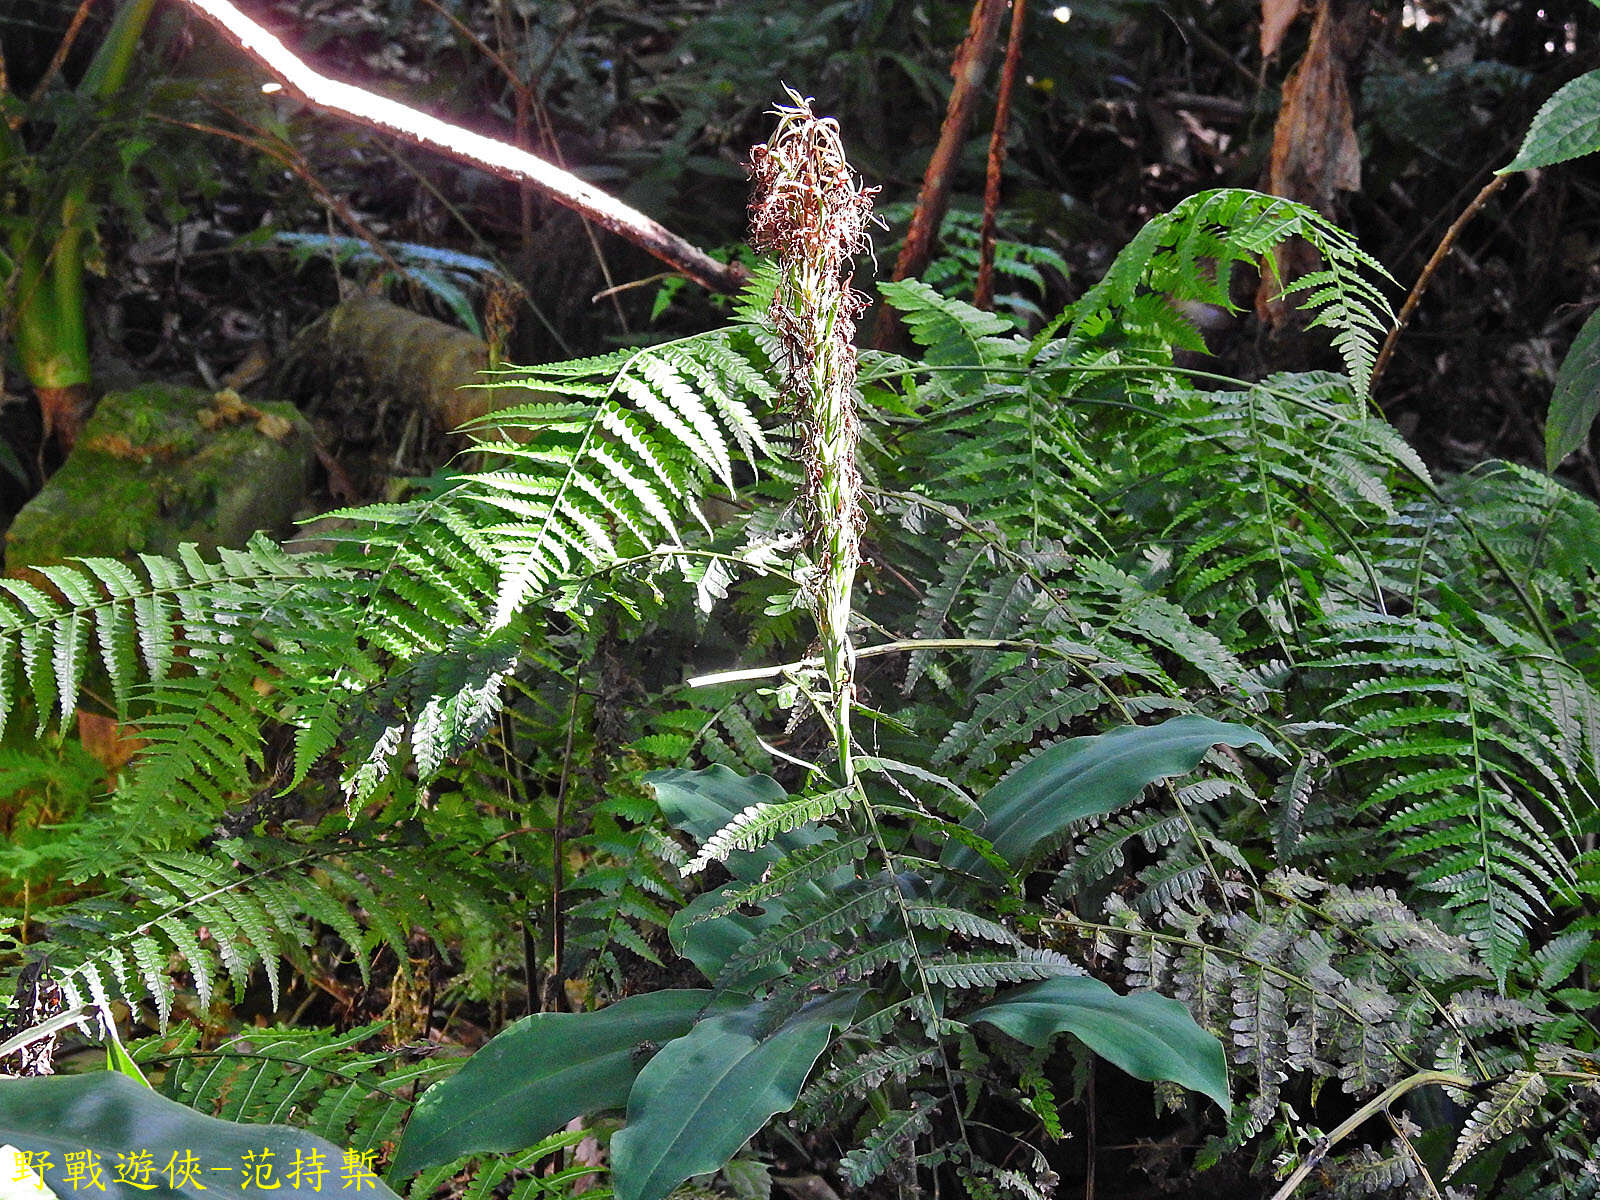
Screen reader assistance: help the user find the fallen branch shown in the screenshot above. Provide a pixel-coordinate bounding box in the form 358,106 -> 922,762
171,0 -> 746,295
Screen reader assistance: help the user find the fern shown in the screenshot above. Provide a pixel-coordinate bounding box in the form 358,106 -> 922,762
920,949 -> 1083,989
1449,1070 -> 1549,1177
1310,608 -> 1586,978
136,1021 -> 455,1153
28,827 -> 497,1026
1086,872 -> 1493,1136
6,167 -> 1599,1200
839,1094 -> 939,1188
0,318 -> 785,859
683,782 -> 859,874
1048,188 -> 1395,397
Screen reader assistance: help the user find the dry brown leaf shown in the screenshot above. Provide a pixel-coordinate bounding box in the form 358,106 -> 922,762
1257,0 -> 1366,323
1260,0 -> 1302,57
77,709 -> 146,778
255,411 -> 294,440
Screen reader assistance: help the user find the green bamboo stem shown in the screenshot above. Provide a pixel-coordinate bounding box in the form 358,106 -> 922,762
79,0 -> 159,100
9,0 -> 158,416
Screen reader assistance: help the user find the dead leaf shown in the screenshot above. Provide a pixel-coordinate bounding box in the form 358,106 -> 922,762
1260,0 -> 1302,58
211,388 -> 250,419
200,388 -> 295,441
255,412 -> 294,440
566,1118 -> 605,1195
77,709 -> 146,780
1256,0 -> 1366,323
84,433 -> 178,463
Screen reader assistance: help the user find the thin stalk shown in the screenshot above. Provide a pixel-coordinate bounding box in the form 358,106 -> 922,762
975,0 -> 1026,311
543,672 -> 584,1013
79,0 -> 159,100
1370,174 -> 1508,396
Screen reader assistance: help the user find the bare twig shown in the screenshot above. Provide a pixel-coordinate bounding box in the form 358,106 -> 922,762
156,114 -> 409,281
27,0 -> 96,103
1371,173 -> 1508,396
415,0 -> 515,85
876,0 -> 1010,345
170,0 -> 746,294
975,0 -> 1026,310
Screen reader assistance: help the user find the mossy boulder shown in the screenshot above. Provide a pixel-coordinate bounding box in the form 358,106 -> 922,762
5,383 -> 313,571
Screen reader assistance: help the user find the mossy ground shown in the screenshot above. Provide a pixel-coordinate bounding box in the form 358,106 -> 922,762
4,383 -> 312,571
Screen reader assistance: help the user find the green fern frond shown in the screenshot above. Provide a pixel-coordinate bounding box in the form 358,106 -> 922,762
716,879 -> 893,982
694,835 -> 872,921
138,1021 -> 454,1153
840,1095 -> 939,1188
797,1044 -> 945,1118
1042,189 -> 1395,396
683,782 -> 860,874
1449,1071 -> 1549,1177
25,831 -> 497,1024
920,949 -> 1082,989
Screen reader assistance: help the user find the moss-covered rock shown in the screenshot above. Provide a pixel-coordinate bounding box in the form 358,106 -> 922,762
4,383 -> 313,571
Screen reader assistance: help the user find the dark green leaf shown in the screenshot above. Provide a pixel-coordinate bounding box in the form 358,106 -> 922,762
1505,69 -> 1600,172
611,992 -> 859,1200
1547,304 -> 1600,471
389,990 -> 712,1178
969,975 -> 1230,1110
669,886 -> 789,982
0,1072 -> 401,1200
651,766 -> 832,882
653,767 -> 845,979
944,715 -> 1276,877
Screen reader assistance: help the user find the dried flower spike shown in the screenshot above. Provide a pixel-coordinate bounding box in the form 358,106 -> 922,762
749,90 -> 878,783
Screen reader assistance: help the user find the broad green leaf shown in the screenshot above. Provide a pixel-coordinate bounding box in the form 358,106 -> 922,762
650,766 -> 831,881
653,767 -> 849,979
610,991 -> 860,1200
969,975 -> 1230,1110
0,1072 -> 401,1200
943,715 -> 1276,877
652,766 -> 801,978
389,989 -> 711,1178
669,886 -> 789,982
104,1035 -> 152,1087
1546,304 -> 1600,471
1504,69 -> 1600,172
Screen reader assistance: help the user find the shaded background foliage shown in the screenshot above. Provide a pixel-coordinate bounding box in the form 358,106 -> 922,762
5,1 -> 1600,1199
5,0 -> 1600,485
